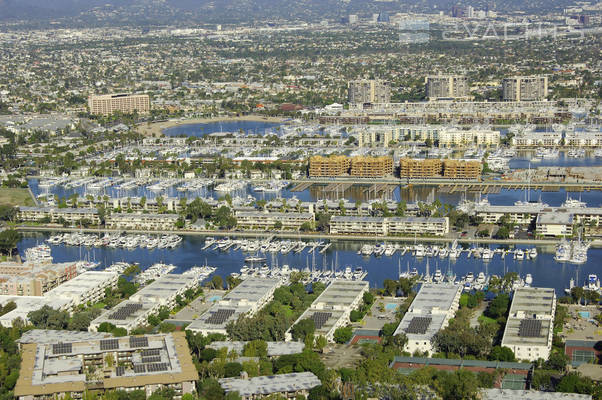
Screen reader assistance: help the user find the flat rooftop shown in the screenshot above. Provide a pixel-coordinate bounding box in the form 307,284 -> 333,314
502,288 -> 556,347
207,341 -> 305,356
43,271 -> 117,302
186,304 -> 252,332
91,300 -> 155,329
0,296 -> 71,327
219,277 -> 281,305
312,280 -> 369,308
219,372 -> 321,397
18,330 -> 112,345
481,389 -> 591,400
14,332 -> 198,397
393,283 -> 462,339
129,274 -> 198,304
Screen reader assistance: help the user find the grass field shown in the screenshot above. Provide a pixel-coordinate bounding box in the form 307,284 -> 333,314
0,188 -> 35,206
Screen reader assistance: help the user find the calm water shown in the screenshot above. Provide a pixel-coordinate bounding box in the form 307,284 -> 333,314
162,120 -> 283,138
30,178 -> 602,208
18,233 -> 601,296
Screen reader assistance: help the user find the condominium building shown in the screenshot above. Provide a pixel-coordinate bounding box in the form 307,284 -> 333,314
309,155 -> 351,177
502,76 -> 548,101
425,75 -> 469,99
0,296 -> 71,327
187,277 -> 282,336
501,287 -> 556,361
17,207 -> 100,225
42,271 -> 118,311
511,129 -> 562,147
0,261 -> 78,297
400,158 -> 443,178
399,158 -> 481,179
286,280 -> 369,342
536,211 -> 574,237
330,216 -> 449,236
437,128 -> 500,147
235,211 -> 314,231
348,79 -> 391,105
88,93 -> 151,116
105,213 -> 179,230
442,159 -> 482,179
14,332 -> 198,400
394,283 -> 463,355
350,156 -> 394,177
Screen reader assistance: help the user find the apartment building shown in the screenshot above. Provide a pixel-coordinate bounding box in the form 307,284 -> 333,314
536,212 -> 574,237
511,130 -> 562,147
350,156 -> 394,177
394,283 -> 463,355
501,287 -> 556,361
309,155 -> 351,177
438,128 -> 500,147
219,372 -> 321,400
0,261 -> 78,296
502,76 -> 548,101
400,158 -> 443,178
14,332 -> 198,400
88,93 -> 151,116
442,159 -> 482,180
17,207 -> 100,225
425,75 -> 469,99
330,216 -> 449,236
399,158 -> 481,179
42,271 -> 118,311
348,79 -> 390,105
235,211 -> 314,231
105,213 -> 179,230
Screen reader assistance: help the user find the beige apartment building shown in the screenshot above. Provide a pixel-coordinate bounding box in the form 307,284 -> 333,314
425,75 -> 469,99
88,93 -> 150,116
502,76 -> 548,101
348,79 -> 391,105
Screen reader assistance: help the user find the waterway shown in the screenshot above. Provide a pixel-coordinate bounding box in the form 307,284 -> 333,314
162,120 -> 283,138
18,233 -> 600,296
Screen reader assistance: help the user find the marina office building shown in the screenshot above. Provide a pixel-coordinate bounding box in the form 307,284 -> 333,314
14,332 -> 198,400
330,216 -> 449,237
501,287 -> 556,361
187,277 -> 282,336
90,274 -> 200,333
286,280 -> 369,342
394,283 -> 463,355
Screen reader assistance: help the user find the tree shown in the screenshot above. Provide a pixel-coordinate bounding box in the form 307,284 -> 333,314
314,335 -> 327,352
0,229 -> 20,256
387,333 -> 408,352
68,309 -> 102,331
489,346 -> 516,362
243,340 -> 268,357
333,326 -> 353,344
545,351 -> 569,371
381,322 -> 397,337
291,318 -> 315,342
211,275 -> 224,289
27,306 -> 69,329
485,293 -> 510,320
224,362 -> 243,377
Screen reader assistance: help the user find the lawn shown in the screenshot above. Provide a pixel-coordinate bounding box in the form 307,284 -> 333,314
0,188 -> 35,206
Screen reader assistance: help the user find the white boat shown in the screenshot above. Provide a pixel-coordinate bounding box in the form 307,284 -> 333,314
528,248 -> 537,259
414,244 -> 425,258
482,248 -> 493,260
525,274 -> 533,286
555,239 -> 571,262
514,249 -> 525,260
586,274 -> 600,291
433,269 -> 444,283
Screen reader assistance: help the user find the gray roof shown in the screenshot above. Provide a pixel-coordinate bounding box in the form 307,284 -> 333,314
17,330 -> 112,345
219,372 -> 321,396
537,212 -> 574,225
207,341 -> 305,356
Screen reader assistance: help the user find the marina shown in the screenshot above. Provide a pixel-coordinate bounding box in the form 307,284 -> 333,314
17,232 -> 602,297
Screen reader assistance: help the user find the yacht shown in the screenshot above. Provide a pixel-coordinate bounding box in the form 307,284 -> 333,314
586,274 -> 600,291
482,248 -> 493,260
433,269 -> 444,283
554,240 -> 571,262
360,245 -> 373,256
414,244 -> 425,258
464,272 -> 475,283
525,274 -> 533,286
528,248 -> 538,259
562,196 -> 587,208
514,249 -> 525,260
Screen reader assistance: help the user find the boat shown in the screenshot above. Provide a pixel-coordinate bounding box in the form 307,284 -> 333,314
482,248 -> 493,260
554,239 -> 571,262
528,248 -> 538,259
525,274 -> 533,286
245,255 -> 267,263
433,269 -> 444,283
414,244 -> 425,258
514,249 -> 525,260
586,274 -> 600,291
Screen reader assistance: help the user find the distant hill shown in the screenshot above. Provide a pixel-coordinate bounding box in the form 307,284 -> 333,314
0,0 -> 584,25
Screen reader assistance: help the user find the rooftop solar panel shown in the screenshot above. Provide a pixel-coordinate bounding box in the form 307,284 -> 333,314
405,317 -> 432,335
100,339 -> 119,351
133,364 -> 146,374
130,336 -> 149,348
52,342 -> 72,355
146,362 -> 169,372
206,309 -> 235,325
141,348 -> 161,357
141,355 -> 162,363
310,312 -> 332,330
109,303 -> 143,320
518,319 -> 543,338
115,366 -> 125,376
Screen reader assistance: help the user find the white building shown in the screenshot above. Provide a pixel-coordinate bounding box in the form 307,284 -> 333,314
286,280 -> 369,342
501,287 -> 556,361
43,272 -> 118,310
187,278 -> 282,336
330,216 -> 449,236
536,212 -> 574,237
394,283 -> 463,355
0,296 -> 71,327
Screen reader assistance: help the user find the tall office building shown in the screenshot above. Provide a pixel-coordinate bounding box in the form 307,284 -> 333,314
88,93 -> 151,116
425,75 -> 469,99
502,76 -> 548,101
348,79 -> 391,105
